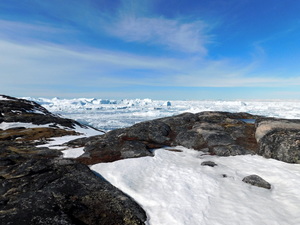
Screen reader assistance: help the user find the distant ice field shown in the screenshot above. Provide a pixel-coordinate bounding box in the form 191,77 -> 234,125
24,97 -> 300,131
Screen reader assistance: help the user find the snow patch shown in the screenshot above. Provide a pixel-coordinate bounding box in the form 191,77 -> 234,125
73,124 -> 103,137
62,147 -> 85,158
37,125 -> 102,150
0,122 -> 51,130
0,95 -> 12,101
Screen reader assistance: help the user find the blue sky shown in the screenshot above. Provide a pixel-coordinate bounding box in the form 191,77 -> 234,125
1,0 -> 300,100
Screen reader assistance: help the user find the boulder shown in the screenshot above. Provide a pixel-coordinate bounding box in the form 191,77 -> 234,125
201,161 -> 218,167
256,119 -> 300,163
242,174 -> 271,189
258,129 -> 300,163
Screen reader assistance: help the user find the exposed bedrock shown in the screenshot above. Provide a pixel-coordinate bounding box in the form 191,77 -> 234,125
75,112 -> 300,165
75,112 -> 263,164
0,157 -> 147,225
0,95 -> 147,224
0,95 -> 84,129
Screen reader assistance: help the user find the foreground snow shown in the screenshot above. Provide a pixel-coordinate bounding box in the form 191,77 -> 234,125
92,147 -> 300,225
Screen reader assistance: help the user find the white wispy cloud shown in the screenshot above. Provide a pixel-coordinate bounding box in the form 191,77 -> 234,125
106,15 -> 211,55
1,35 -> 300,93
1,16 -> 300,98
7,0 -> 212,55
102,0 -> 213,55
0,37 -> 186,91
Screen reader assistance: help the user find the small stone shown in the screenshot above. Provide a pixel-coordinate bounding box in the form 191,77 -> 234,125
242,174 -> 271,189
201,161 -> 218,167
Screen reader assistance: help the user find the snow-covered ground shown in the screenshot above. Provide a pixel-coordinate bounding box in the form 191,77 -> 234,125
92,147 -> 300,225
23,97 -> 300,132
28,127 -> 300,225
21,97 -> 300,225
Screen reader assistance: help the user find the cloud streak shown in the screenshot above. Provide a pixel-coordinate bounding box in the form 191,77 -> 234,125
1,32 -> 300,96
107,15 -> 211,54
2,1 -> 212,56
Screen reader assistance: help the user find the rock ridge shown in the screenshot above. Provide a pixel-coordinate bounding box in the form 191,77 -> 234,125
0,95 -> 147,225
73,111 -> 300,164
74,111 -> 262,164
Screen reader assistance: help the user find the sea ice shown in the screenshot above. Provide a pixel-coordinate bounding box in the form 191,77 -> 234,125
23,97 -> 300,132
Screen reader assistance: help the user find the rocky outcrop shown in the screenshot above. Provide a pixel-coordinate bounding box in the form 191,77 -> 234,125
75,112 -> 262,164
0,156 -> 147,224
242,175 -> 271,189
73,111 -> 300,165
0,95 -> 83,129
0,127 -> 78,142
0,95 -> 147,224
256,118 -> 300,163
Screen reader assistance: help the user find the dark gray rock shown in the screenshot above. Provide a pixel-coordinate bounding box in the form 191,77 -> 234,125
66,135 -> 103,148
67,108 -> 300,165
126,120 -> 171,145
77,128 -> 153,164
77,111 -> 262,164
211,145 -> 252,156
259,129 -> 300,163
201,161 -> 218,167
160,112 -> 199,135
120,141 -> 150,159
175,130 -> 206,149
0,158 -> 147,225
0,95 -> 86,129
202,131 -> 235,147
0,95 -> 147,224
256,119 -> 300,163
70,107 -> 300,164
242,174 -> 271,189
